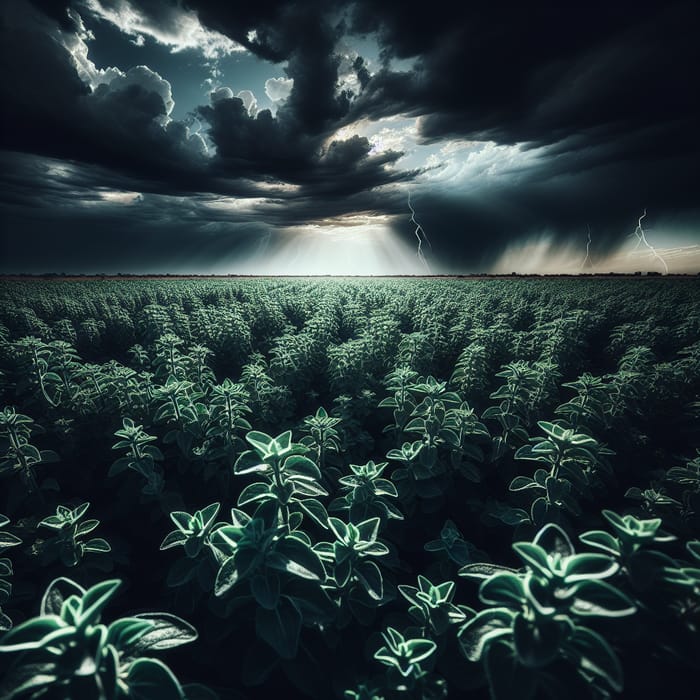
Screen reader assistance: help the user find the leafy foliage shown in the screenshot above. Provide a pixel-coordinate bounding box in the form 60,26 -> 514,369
0,577 -> 200,700
0,514 -> 21,631
38,502 -> 111,567
459,522 -> 634,698
0,277 -> 698,700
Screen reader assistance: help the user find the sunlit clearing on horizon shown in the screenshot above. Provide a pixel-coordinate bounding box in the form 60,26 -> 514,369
225,222 -> 434,276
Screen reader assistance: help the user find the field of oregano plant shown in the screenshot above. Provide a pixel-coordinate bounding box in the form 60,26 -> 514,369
0,277 -> 698,700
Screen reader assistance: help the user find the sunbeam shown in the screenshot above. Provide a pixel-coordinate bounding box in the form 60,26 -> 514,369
230,220 -> 431,276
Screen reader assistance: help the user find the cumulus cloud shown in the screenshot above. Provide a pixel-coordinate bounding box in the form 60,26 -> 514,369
1,1 -> 211,189
78,0 -> 245,58
210,86 -> 233,104
236,89 -> 258,116
264,77 -> 293,103
5,1 -> 414,206
106,65 -> 174,119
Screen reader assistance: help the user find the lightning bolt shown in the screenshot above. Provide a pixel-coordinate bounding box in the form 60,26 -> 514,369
407,190 -> 432,273
580,224 -> 593,271
628,209 -> 668,274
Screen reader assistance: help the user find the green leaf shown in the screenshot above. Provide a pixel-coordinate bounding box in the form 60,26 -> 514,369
246,431 -> 275,454
563,626 -> 624,693
513,612 -> 567,668
126,657 -> 185,700
72,502 -> 90,520
40,577 -> 84,616
1,612 -> 12,633
459,563 -> 519,581
271,537 -> 325,580
108,456 -> 132,477
0,662 -> 57,699
289,478 -> 328,498
170,511 -> 193,532
39,449 -> 59,464
0,532 -> 22,548
356,560 -> 383,601
160,531 -> 188,551
533,522 -> 575,558
563,553 -> 618,583
512,542 -> 552,579
251,574 -> 281,610
570,580 -> 637,618
356,517 -> 381,543
405,637 -> 437,664
238,482 -> 273,507
215,549 -> 258,597
76,519 -> 100,537
127,613 -> 198,653
273,430 -> 293,454
578,530 -> 620,556
458,608 -> 514,661
38,515 -> 63,530
0,615 -> 66,652
398,584 -> 421,608
199,503 -> 221,530
361,541 -> 389,557
298,499 -> 329,529
530,497 -> 548,526
233,450 -> 269,475
106,618 -> 155,650
687,541 -> 700,561
255,597 -> 302,659
101,644 -> 120,700
84,538 -> 111,553
334,556 -> 352,588
328,517 -> 349,541
509,476 -> 538,491
77,579 -> 121,629
284,455 -> 322,480
480,572 -> 526,606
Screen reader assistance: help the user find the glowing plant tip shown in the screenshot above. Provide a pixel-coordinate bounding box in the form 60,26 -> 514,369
629,209 -> 668,274
407,189 -> 432,274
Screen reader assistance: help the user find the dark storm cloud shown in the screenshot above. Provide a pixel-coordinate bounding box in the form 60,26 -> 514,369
387,145 -> 700,272
0,149 -> 411,272
0,200 -> 265,274
197,90 -> 413,195
188,1 -> 405,197
182,1 -> 326,61
142,0 -> 700,211
2,0 -> 412,218
1,2 -> 211,187
26,0 -> 80,32
0,152 -> 270,272
346,1 -> 699,167
2,0 -> 699,272
338,0 -> 699,259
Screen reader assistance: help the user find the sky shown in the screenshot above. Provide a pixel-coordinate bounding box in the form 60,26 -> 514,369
1,0 -> 699,275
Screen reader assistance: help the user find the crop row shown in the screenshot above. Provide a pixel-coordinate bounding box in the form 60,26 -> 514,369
0,278 -> 698,699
